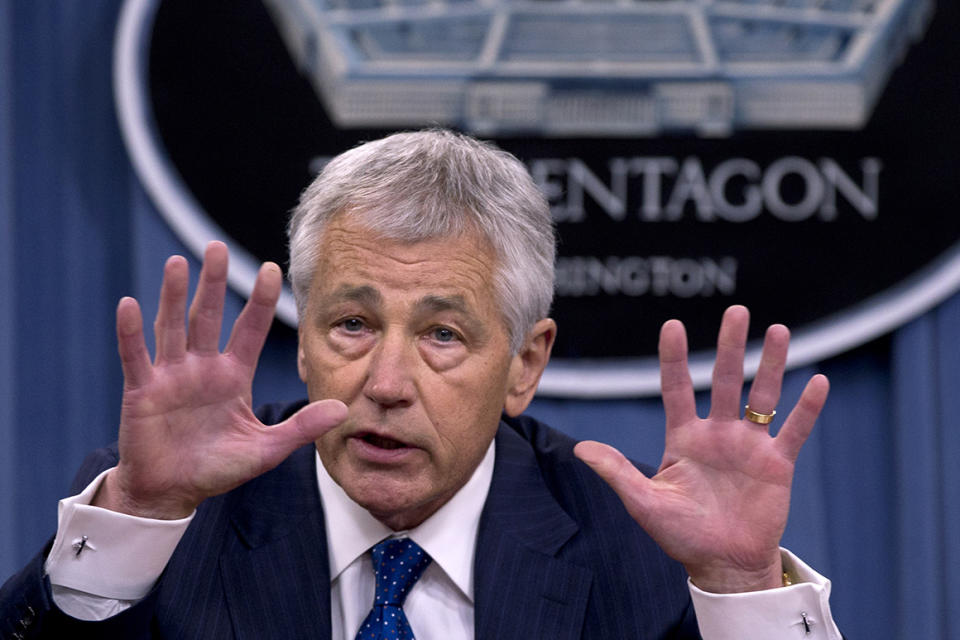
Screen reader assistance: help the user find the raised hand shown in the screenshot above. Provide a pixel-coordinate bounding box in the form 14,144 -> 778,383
94,242 -> 347,519
574,305 -> 829,593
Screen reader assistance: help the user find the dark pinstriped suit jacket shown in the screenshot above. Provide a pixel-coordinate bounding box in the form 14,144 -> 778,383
0,403 -> 701,639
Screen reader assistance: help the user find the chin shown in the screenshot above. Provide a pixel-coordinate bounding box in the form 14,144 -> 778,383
343,471 -> 433,519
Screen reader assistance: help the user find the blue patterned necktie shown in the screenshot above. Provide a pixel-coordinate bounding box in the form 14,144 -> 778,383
354,538 -> 432,640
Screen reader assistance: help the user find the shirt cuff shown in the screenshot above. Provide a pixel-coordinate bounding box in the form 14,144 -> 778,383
44,467 -> 194,600
689,548 -> 843,640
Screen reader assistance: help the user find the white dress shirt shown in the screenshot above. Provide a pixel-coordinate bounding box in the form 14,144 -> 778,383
45,444 -> 842,639
319,444 -> 494,640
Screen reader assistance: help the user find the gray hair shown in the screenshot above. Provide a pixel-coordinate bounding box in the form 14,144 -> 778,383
287,129 -> 555,353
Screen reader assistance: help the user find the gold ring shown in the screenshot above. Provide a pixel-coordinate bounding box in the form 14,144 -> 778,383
744,405 -> 776,425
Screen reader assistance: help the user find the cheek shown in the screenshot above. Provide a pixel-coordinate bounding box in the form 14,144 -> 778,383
300,340 -> 365,402
429,373 -> 507,447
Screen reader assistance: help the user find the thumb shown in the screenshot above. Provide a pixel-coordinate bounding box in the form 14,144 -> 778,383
268,399 -> 348,453
574,440 -> 654,525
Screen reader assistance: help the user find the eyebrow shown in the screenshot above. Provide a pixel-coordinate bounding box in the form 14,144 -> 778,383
323,284 -> 383,308
312,285 -> 382,323
323,288 -> 469,315
415,294 -> 469,316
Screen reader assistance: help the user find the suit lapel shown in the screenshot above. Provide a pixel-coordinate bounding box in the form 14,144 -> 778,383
215,426 -> 594,639
474,424 -> 593,640
220,445 -> 333,640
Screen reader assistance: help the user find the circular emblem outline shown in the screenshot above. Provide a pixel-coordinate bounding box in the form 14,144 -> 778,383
114,0 -> 960,397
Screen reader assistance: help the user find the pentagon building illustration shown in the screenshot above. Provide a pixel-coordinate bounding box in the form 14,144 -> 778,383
263,0 -> 934,137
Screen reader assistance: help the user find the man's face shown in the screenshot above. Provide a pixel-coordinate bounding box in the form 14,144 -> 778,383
297,217 -> 541,530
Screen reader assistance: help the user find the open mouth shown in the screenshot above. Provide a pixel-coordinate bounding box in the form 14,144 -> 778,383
360,433 -> 409,450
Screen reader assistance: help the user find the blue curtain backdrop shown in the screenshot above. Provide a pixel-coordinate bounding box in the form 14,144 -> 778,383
1,2 -> 958,638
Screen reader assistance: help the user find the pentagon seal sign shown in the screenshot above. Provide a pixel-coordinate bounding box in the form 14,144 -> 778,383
115,0 -> 960,397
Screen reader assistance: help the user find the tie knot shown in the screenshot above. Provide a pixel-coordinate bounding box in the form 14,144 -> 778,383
370,538 -> 432,607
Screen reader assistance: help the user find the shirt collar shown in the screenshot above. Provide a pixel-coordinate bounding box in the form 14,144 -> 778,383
315,440 -> 495,603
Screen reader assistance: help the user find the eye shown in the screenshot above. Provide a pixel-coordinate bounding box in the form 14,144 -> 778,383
339,317 -> 366,332
430,326 -> 460,343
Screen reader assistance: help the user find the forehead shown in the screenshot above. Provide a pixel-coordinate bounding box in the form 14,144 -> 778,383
311,218 -> 501,312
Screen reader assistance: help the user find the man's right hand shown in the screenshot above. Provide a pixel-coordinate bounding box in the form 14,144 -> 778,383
94,241 -> 347,519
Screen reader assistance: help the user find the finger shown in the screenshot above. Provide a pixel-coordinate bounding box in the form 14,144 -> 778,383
264,399 -> 349,462
775,374 -> 830,461
117,297 -> 153,389
574,441 -> 654,527
187,241 -> 229,354
709,305 -> 749,420
659,319 -> 696,429
153,255 -> 189,364
225,262 -> 282,369
744,324 -> 790,423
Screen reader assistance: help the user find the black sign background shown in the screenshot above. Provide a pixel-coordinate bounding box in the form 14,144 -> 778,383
141,0 -> 960,367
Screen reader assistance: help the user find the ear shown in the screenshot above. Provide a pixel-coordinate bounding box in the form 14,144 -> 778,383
504,318 -> 557,417
297,330 -> 308,383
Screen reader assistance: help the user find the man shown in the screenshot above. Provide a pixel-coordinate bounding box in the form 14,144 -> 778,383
0,130 -> 841,638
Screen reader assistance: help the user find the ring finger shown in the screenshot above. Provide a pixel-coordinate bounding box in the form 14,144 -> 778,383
745,324 -> 790,425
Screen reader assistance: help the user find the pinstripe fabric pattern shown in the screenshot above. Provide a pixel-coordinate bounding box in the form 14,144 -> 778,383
0,402 -> 700,638
475,416 -> 698,639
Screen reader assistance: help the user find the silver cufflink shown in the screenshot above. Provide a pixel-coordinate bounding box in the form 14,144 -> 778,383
72,535 -> 92,557
801,611 -> 812,634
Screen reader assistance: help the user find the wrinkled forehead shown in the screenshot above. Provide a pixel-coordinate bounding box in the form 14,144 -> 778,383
309,216 -> 512,327
314,216 -> 494,289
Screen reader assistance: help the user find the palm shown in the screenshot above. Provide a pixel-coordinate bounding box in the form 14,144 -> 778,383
118,355 -> 261,504
105,243 -> 346,519
575,306 -> 829,592
641,418 -> 792,572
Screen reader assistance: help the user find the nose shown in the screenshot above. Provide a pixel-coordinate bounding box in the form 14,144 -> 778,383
362,331 -> 416,408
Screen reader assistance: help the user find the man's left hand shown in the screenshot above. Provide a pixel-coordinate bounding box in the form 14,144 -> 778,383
574,305 -> 829,593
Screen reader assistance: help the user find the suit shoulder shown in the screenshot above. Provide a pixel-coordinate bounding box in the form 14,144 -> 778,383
501,412 -> 657,482
254,399 -> 309,425
499,414 -> 694,634
499,412 -> 660,539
